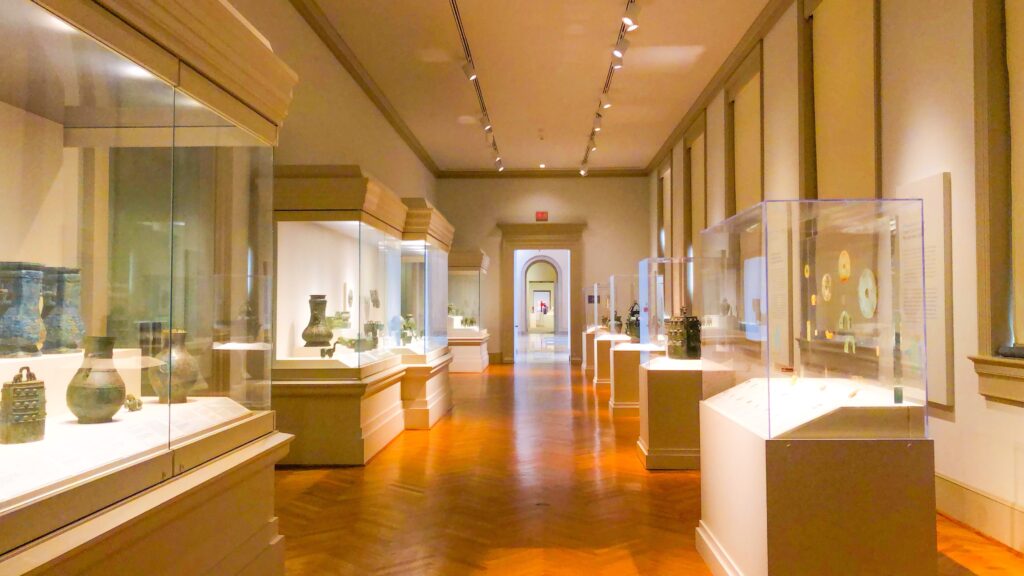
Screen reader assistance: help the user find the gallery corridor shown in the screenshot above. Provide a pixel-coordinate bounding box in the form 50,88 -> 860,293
274,365 -> 1024,575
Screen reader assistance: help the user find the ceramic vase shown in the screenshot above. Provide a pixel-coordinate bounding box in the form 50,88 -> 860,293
67,336 -> 126,423
155,329 -> 199,404
301,294 -> 332,347
41,267 -> 85,353
0,262 -> 45,357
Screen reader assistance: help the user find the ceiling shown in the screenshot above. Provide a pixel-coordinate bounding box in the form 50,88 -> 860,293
309,0 -> 770,173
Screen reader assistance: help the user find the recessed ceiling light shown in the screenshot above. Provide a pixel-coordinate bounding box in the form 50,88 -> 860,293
539,164 -> 546,169
612,37 -> 630,59
463,61 -> 478,81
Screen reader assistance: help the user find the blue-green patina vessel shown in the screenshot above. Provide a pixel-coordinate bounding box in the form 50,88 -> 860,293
41,267 -> 85,354
67,336 -> 126,423
0,262 -> 45,357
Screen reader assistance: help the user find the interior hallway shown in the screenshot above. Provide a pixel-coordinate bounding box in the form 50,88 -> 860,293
275,365 -> 1024,575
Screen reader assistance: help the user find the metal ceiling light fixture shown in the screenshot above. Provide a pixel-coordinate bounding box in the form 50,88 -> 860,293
450,0 -> 503,171
622,1 -> 641,31
577,0 -> 639,176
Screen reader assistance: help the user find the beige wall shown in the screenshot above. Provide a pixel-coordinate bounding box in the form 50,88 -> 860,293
763,2 -> 800,202
230,0 -> 437,202
437,177 -> 649,354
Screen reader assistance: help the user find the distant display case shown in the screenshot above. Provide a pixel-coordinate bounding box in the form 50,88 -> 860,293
608,274 -> 639,338
398,198 -> 451,362
273,180 -> 404,377
700,199 -> 928,439
696,199 -> 934,576
449,250 -> 488,338
0,0 -> 283,556
638,257 -> 692,346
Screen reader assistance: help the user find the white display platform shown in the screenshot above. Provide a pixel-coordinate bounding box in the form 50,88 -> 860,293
449,333 -> 490,373
697,377 -> 936,576
609,342 -> 664,414
593,334 -> 630,385
0,395 -> 252,513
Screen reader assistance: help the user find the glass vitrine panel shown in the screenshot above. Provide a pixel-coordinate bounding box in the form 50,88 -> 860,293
449,269 -> 484,336
639,257 -> 694,346
426,243 -> 449,353
700,200 -> 927,440
608,274 -> 638,337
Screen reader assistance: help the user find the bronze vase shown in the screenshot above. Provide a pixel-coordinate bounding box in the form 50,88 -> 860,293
67,336 -> 126,423
301,294 -> 332,347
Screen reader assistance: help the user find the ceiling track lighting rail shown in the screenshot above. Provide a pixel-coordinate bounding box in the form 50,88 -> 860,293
579,0 -> 639,176
450,0 -> 505,172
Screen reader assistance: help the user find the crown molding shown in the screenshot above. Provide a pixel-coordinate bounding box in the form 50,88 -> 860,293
290,0 -> 440,176
644,0 -> 795,173
438,168 -> 648,179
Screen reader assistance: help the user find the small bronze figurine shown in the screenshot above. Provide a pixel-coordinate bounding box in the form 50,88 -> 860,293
667,307 -> 701,360
625,302 -> 641,339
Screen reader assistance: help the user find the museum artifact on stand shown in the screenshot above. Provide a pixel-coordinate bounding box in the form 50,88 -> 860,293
581,282 -> 608,373
695,199 -> 935,576
0,1 -> 296,572
448,248 -> 491,373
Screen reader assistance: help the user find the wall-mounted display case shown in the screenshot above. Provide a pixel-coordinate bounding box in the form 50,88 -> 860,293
696,199 -> 934,576
0,0 -> 289,559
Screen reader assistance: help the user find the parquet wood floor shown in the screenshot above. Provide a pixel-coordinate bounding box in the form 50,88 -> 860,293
276,363 -> 1024,575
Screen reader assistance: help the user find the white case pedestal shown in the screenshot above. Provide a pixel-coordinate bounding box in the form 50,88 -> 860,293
449,334 -> 489,373
696,400 -> 936,576
637,357 -> 703,469
401,350 -> 454,430
609,343 -> 664,414
593,334 -> 631,385
272,361 -> 407,466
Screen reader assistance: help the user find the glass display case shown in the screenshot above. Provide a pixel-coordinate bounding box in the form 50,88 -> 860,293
583,283 -> 601,331
699,199 -> 927,439
638,257 -> 693,346
0,0 -> 275,552
608,274 -> 639,338
398,239 -> 448,358
449,266 -> 486,337
596,282 -> 611,330
274,219 -> 402,372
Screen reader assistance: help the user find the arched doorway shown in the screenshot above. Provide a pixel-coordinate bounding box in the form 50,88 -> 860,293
524,258 -> 558,334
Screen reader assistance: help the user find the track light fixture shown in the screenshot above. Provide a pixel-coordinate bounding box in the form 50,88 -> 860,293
495,159 -> 504,172
622,2 -> 640,31
612,54 -> 624,69
593,114 -> 603,132
580,164 -> 589,177
601,95 -> 612,109
482,115 -> 493,133
462,61 -> 478,81
612,37 -> 630,59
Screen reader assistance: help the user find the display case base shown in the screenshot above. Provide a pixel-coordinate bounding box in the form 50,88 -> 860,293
402,351 -> 454,430
593,334 -> 631,385
272,364 -> 406,465
698,401 -> 936,576
610,343 -> 664,415
449,335 -> 490,373
0,431 -> 291,576
636,357 -> 708,470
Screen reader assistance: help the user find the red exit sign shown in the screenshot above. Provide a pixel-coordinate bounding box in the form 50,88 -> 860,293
535,211 -> 549,222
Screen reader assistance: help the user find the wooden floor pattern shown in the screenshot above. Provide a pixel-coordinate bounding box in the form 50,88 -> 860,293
276,363 -> 1024,575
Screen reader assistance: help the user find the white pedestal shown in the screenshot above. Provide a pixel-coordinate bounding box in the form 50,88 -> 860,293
449,334 -> 489,373
697,393 -> 936,576
593,334 -> 630,385
402,350 -> 454,430
0,432 -> 291,575
637,357 -> 704,470
609,343 -> 664,414
272,363 -> 406,466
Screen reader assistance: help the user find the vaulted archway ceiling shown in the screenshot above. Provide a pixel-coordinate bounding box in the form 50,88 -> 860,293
302,0 -> 770,173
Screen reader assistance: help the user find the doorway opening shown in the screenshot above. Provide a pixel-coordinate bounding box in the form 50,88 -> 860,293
513,249 -> 570,363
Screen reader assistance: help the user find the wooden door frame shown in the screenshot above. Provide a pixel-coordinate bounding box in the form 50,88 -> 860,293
498,223 -> 586,364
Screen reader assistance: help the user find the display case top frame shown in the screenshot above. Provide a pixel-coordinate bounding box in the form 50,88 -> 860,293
449,248 -> 489,273
273,165 -> 409,238
401,198 -> 455,252
33,0 -> 296,145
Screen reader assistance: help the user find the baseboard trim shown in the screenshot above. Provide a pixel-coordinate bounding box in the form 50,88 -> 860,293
636,438 -> 699,470
609,400 -> 639,415
696,521 -> 744,576
935,473 -> 1024,553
